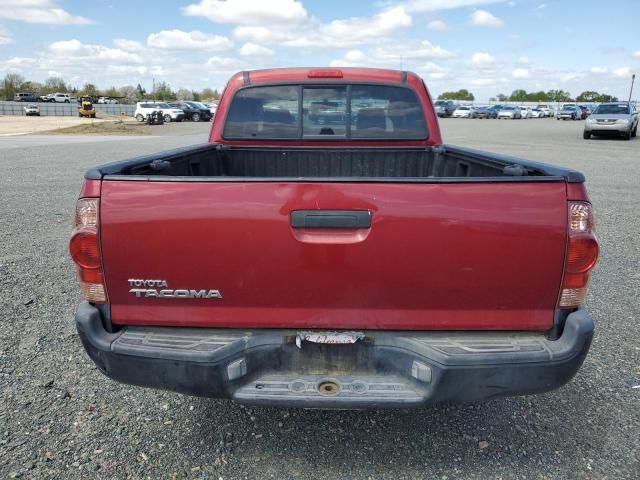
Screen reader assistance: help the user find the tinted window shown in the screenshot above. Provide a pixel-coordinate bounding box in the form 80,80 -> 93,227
303,87 -> 347,136
351,85 -> 426,139
224,85 -> 299,139
223,84 -> 427,140
593,104 -> 629,114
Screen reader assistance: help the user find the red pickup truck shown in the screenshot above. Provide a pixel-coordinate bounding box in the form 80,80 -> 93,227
71,68 -> 598,408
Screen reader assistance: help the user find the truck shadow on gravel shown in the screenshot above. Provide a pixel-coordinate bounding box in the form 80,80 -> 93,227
185,377 -> 605,473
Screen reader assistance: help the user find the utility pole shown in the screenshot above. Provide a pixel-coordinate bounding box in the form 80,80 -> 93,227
628,74 -> 635,103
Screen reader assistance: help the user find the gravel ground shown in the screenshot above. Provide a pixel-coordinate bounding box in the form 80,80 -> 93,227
0,118 -> 638,479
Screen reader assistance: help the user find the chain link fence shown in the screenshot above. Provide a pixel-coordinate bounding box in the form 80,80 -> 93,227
0,101 -> 135,117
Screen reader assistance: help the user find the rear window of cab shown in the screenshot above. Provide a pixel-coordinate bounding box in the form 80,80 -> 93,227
222,84 -> 428,140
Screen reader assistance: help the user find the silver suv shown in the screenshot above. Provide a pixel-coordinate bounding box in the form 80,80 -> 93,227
583,102 -> 638,140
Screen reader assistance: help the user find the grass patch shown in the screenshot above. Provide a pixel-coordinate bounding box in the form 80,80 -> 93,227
46,121 -> 149,136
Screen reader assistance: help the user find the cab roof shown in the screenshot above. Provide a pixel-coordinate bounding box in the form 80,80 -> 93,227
229,67 -> 416,86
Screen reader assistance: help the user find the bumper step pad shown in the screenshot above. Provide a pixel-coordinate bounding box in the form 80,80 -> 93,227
234,374 -> 423,407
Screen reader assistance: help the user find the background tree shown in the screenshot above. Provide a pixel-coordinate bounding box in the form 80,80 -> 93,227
136,83 -> 146,98
3,73 -> 25,100
176,88 -> 194,101
496,93 -> 509,102
152,81 -> 175,101
43,76 -> 68,94
118,85 -> 141,103
576,91 -> 618,102
438,89 -> 475,101
509,89 -> 528,102
199,87 -> 218,100
81,83 -> 98,97
103,86 -> 119,98
547,89 -> 573,102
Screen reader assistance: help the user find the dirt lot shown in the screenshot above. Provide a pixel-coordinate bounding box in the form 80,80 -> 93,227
0,116 -> 115,136
0,118 -> 638,479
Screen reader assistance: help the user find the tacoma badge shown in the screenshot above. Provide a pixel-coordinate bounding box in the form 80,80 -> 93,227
128,279 -> 223,299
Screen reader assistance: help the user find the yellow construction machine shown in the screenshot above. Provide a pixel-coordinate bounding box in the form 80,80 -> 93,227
78,96 -> 96,118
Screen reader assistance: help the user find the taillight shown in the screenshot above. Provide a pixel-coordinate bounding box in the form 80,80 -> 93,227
559,202 -> 599,308
69,198 -> 107,303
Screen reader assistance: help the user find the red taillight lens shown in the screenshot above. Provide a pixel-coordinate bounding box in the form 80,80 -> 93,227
559,202 -> 599,308
69,227 -> 100,269
69,197 -> 107,303
566,234 -> 599,274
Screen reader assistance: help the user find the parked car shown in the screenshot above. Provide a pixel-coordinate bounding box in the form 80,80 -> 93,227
167,101 -> 212,122
46,93 -> 72,103
583,102 -> 638,140
452,106 -> 473,118
98,97 -> 119,104
71,67 -> 598,409
519,107 -> 532,119
497,105 -> 522,119
578,106 -> 590,120
530,108 -> 546,118
204,102 -> 218,115
537,105 -> 554,117
434,100 -> 457,117
185,101 -> 213,120
557,105 -> 581,120
23,104 -> 40,116
14,92 -> 38,102
471,105 -> 499,119
134,102 -> 185,123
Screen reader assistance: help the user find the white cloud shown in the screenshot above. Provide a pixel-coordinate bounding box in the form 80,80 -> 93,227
512,68 -> 529,78
372,40 -> 455,61
319,7 -> 412,43
48,39 -> 144,64
284,7 -> 412,48
590,66 -> 608,74
517,56 -> 529,64
233,6 -> 412,48
634,50 -> 640,58
183,0 -> 308,26
330,40 -> 454,68
0,25 -> 12,45
238,42 -> 274,56
417,62 -> 449,80
344,50 -> 367,62
471,52 -> 495,65
47,70 -> 61,78
427,20 -> 448,31
470,10 -> 504,27
0,0 -> 92,25
613,67 -> 631,78
471,78 -> 495,86
405,0 -> 505,12
537,3 -> 546,8
0,56 -> 35,72
147,30 -> 232,51
206,55 -> 248,72
113,39 -> 144,52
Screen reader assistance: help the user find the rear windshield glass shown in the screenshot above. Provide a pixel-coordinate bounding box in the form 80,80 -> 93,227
223,84 -> 427,140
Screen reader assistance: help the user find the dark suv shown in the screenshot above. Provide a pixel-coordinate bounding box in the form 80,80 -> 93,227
168,101 -> 212,122
14,92 -> 39,102
434,100 -> 457,117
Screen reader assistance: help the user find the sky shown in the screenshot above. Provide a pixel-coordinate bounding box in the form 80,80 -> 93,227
0,0 -> 638,101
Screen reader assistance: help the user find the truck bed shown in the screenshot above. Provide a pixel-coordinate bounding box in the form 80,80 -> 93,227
86,144 -> 584,182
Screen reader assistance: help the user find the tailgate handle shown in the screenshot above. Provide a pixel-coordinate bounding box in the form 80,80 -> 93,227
291,210 -> 371,229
